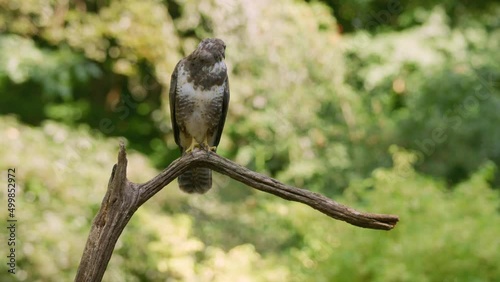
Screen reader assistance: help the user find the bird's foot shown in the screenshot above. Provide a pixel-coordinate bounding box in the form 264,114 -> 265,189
202,138 -> 217,151
185,137 -> 200,153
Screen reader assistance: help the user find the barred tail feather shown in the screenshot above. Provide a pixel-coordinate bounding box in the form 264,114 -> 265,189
178,168 -> 212,194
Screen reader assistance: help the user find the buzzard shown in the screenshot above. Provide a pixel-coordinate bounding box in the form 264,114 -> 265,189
169,38 -> 230,193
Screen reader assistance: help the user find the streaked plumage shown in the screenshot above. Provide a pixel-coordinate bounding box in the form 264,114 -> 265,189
169,38 -> 230,193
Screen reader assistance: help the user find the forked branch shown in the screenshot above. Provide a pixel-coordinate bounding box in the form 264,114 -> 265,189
75,143 -> 398,281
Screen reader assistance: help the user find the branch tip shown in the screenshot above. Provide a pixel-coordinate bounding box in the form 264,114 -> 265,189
118,142 -> 127,164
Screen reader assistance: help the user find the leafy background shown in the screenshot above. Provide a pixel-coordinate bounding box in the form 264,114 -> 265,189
0,0 -> 499,281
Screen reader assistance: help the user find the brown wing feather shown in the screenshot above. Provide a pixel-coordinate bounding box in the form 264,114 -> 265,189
211,77 -> 230,149
169,60 -> 182,150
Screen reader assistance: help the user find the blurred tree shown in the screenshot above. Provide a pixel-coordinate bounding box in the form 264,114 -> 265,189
286,147 -> 500,281
0,0 -> 180,166
0,116 -> 289,281
306,0 -> 499,33
342,8 -> 500,186
1,0 -> 500,280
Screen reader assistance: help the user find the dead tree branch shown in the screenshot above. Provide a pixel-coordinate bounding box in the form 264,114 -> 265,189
75,143 -> 399,281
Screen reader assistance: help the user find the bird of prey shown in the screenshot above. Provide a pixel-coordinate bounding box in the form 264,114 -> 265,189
169,38 -> 230,194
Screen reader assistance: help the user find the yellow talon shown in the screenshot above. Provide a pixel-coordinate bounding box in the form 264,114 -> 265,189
185,137 -> 199,153
185,137 -> 216,153
202,137 -> 217,151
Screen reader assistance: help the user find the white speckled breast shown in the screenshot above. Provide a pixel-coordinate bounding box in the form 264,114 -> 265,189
175,62 -> 226,144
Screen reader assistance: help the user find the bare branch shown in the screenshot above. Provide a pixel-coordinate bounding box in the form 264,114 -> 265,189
75,144 -> 398,281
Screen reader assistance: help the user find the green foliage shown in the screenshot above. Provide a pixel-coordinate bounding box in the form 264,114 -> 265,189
287,148 -> 500,281
0,116 -> 154,281
1,0 -> 500,281
0,0 -> 180,166
313,0 -> 499,32
0,117 -> 288,281
342,8 -> 500,185
0,35 -> 100,124
3,116 -> 498,281
0,35 -> 98,96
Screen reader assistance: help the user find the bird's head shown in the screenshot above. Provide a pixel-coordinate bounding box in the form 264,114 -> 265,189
191,38 -> 226,63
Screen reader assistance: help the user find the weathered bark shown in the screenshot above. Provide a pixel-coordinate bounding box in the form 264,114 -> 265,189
75,143 -> 398,281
